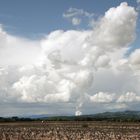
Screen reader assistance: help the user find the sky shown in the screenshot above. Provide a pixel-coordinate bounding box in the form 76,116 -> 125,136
0,0 -> 138,36
0,0 -> 140,116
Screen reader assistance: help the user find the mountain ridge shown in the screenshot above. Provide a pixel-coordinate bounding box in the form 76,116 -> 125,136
25,110 -> 140,120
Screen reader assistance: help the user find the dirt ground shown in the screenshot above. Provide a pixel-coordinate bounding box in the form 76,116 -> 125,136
0,121 -> 140,140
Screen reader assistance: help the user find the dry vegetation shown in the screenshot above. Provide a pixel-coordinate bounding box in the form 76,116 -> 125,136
0,121 -> 140,140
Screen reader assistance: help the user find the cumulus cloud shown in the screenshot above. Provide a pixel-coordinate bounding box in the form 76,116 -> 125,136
117,92 -> 140,103
89,2 -> 137,50
0,26 -> 41,66
0,2 -> 139,116
129,49 -> 140,73
90,92 -> 115,103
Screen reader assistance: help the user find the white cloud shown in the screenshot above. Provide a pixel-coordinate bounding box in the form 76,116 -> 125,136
0,26 -> 41,66
72,17 -> 81,25
63,7 -> 94,18
129,49 -> 140,72
90,92 -> 115,103
63,7 -> 94,26
117,92 -> 140,103
89,2 -> 137,50
0,2 -> 139,116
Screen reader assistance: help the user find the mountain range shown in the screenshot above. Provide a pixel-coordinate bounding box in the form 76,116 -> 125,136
24,110 -> 140,121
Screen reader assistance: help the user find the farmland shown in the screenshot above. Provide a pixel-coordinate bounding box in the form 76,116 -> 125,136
0,121 -> 140,140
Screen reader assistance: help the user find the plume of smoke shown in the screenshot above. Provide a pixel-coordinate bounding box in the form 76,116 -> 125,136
75,110 -> 82,116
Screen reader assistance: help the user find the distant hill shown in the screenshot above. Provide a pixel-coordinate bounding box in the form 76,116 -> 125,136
27,114 -> 72,119
27,110 -> 140,122
1,110 -> 140,122
84,110 -> 140,121
91,110 -> 140,118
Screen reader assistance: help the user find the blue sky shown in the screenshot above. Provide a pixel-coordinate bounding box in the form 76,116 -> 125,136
0,0 -> 138,36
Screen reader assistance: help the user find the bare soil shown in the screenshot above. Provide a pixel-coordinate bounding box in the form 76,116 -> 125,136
0,121 -> 140,140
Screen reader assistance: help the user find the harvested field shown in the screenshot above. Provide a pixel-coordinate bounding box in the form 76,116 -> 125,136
0,121 -> 140,140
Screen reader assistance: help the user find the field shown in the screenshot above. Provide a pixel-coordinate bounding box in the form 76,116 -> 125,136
0,121 -> 140,140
